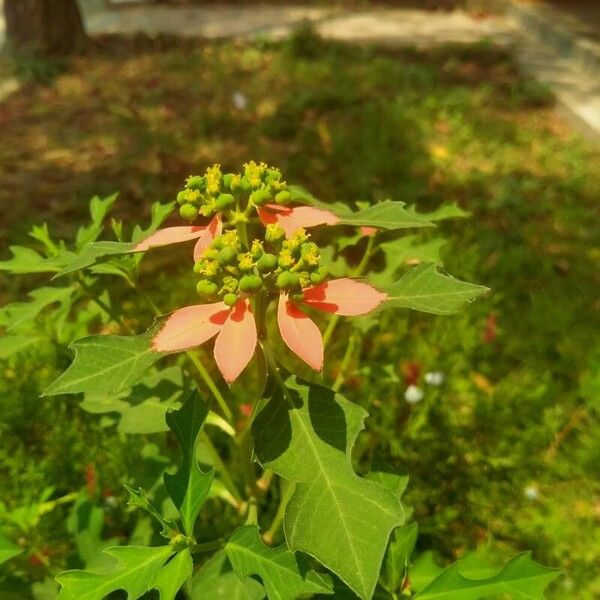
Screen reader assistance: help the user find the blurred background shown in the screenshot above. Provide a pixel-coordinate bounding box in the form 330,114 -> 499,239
0,0 -> 598,598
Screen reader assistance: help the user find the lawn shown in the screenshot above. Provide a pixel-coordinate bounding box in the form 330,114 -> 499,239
0,29 -> 599,597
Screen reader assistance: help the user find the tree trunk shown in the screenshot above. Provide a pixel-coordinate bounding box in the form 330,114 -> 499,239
4,0 -> 87,57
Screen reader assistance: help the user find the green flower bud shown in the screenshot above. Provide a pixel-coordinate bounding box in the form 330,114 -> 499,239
275,190 -> 292,205
229,174 -> 242,191
180,203 -> 198,221
288,272 -> 301,289
176,190 -> 188,205
196,280 -> 218,298
222,276 -> 238,293
266,168 -> 282,182
276,271 -> 292,289
256,253 -> 278,272
250,189 -> 271,206
265,223 -> 285,243
186,175 -> 204,191
222,173 -> 235,189
199,203 -> 216,217
310,266 -> 328,284
238,252 -> 255,272
250,240 -> 264,259
215,193 -> 236,210
223,293 -> 238,307
239,274 -> 263,293
217,246 -> 237,266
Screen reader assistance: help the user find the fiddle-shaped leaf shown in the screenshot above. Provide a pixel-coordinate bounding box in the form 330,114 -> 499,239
338,201 -> 434,230
253,377 -> 405,600
56,545 -> 173,600
414,552 -> 560,599
0,246 -> 73,274
42,326 -> 163,397
54,241 -> 137,278
225,525 -> 333,600
75,194 -> 119,249
164,390 -> 215,536
383,263 -> 488,315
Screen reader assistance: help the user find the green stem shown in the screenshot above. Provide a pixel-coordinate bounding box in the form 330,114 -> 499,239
190,539 -> 224,554
332,331 -> 359,392
245,496 -> 258,525
323,234 -> 377,349
187,350 -> 233,423
200,431 -> 243,505
263,478 -> 293,545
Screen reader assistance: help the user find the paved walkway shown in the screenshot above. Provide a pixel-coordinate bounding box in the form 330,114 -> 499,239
0,1 -> 598,142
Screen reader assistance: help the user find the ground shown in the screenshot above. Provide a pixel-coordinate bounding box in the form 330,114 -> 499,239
0,30 -> 599,598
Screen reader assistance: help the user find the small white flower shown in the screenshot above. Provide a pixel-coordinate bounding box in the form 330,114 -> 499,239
524,484 -> 540,500
405,385 -> 424,404
425,371 -> 445,386
232,92 -> 248,110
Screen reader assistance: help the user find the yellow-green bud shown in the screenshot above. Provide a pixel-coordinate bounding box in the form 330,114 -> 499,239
222,173 -> 235,189
300,242 -> 320,267
180,204 -> 198,221
256,253 -> 277,272
176,190 -> 188,205
215,193 -> 235,210
310,266 -> 328,284
250,189 -> 271,206
186,175 -> 204,191
199,203 -> 216,217
266,168 -> 281,182
250,240 -> 264,259
222,276 -> 238,293
223,293 -> 238,306
275,190 -> 292,205
239,274 -> 262,293
288,272 -> 301,289
196,280 -> 218,297
276,271 -> 292,289
265,224 -> 285,243
238,253 -> 254,272
217,246 -> 237,266
278,249 -> 295,269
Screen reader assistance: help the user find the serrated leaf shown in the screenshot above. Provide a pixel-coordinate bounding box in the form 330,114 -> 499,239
0,246 -> 72,274
132,201 -> 176,243
164,390 -> 215,536
383,263 -> 488,315
42,327 -> 163,397
414,552 -> 560,599
56,545 -> 173,600
153,550 -> 193,600
81,366 -> 193,434
226,525 -> 333,600
191,550 -> 265,599
339,201 -> 434,230
0,534 -> 22,565
76,194 -> 119,249
253,377 -> 404,599
54,241 -> 137,278
0,287 -> 74,332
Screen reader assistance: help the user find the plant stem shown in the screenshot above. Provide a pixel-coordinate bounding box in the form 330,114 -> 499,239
200,431 -> 243,505
332,331 -> 359,392
187,350 -> 233,423
263,478 -> 293,545
190,539 -> 224,554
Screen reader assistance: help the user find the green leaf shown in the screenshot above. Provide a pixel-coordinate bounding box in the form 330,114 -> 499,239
414,552 -> 560,599
42,326 -> 163,397
76,194 -> 119,249
380,235 -> 446,269
191,550 -> 265,599
422,202 -> 469,221
55,545 -> 173,600
253,377 -> 405,600
164,390 -> 215,536
383,263 -> 489,315
381,523 -> 418,593
132,201 -> 176,243
225,525 -> 333,600
54,241 -> 137,278
339,201 -> 434,230
80,366 -> 193,434
0,246 -> 72,274
0,286 -> 74,332
0,534 -> 22,565
0,335 -> 44,359
410,552 -> 444,592
153,550 -> 193,600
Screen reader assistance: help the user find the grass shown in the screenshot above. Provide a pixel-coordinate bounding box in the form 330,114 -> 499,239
0,30 -> 599,597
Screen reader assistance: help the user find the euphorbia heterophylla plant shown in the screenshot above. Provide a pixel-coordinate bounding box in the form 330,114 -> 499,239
8,162 -> 558,599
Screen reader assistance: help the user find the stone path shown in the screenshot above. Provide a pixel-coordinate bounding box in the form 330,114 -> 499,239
0,1 -> 598,142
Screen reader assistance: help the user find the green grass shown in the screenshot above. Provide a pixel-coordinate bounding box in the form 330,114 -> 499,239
0,31 -> 599,597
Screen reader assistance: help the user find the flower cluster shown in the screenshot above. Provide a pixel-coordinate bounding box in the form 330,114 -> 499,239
136,162 -> 387,383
